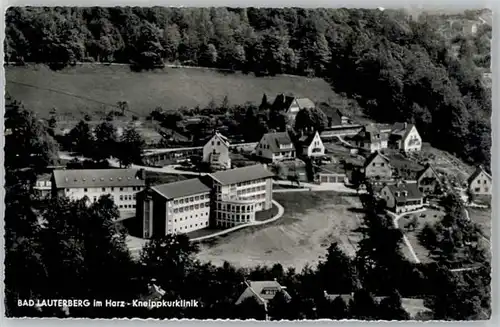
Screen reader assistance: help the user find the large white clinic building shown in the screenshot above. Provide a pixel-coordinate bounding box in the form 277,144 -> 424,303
51,168 -> 146,215
136,179 -> 212,239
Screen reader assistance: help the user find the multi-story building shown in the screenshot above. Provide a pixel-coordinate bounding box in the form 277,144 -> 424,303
202,131 -> 231,170
51,168 -> 146,214
352,124 -> 389,153
467,166 -> 492,196
256,132 -> 296,162
388,122 -> 422,153
271,94 -> 315,125
363,151 -> 392,181
380,181 -> 424,214
210,164 -> 274,228
136,178 -> 211,238
299,131 -> 325,158
416,164 -> 441,194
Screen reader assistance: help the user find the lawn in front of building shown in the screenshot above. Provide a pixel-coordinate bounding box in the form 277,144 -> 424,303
196,191 -> 364,271
398,208 -> 445,263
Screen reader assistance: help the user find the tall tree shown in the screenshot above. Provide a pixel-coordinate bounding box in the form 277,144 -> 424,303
116,126 -> 145,167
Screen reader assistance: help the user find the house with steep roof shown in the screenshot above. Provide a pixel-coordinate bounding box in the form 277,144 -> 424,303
236,280 -> 291,313
256,132 -> 296,162
467,166 -> 492,196
352,124 -> 388,153
299,131 -> 325,157
136,178 -> 212,238
388,122 -> 422,153
363,151 -> 392,181
416,164 -> 441,194
202,131 -> 231,170
51,168 -> 146,214
380,181 -> 424,214
209,164 -> 274,228
271,94 -> 315,125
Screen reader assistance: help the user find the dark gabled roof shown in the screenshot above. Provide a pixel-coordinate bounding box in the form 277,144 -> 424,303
354,124 -> 389,142
262,132 -> 295,153
363,151 -> 390,168
299,132 -> 319,147
390,122 -> 415,141
272,94 -> 315,112
152,178 -> 211,199
416,164 -> 440,182
386,182 -> 423,201
210,164 -> 274,186
467,166 -> 492,185
53,169 -> 146,188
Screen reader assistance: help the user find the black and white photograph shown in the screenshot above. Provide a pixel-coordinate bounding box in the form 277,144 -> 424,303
3,5 -> 493,321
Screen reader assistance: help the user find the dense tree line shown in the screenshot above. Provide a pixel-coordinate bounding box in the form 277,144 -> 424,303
5,7 -> 491,168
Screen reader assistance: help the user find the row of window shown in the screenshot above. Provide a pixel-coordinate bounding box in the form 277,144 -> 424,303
67,186 -> 143,193
171,212 -> 209,222
237,185 -> 266,195
119,204 -> 136,209
236,179 -> 266,188
173,201 -> 210,213
217,202 -> 254,213
170,221 -> 209,233
119,194 -> 136,201
239,193 -> 266,201
476,179 -> 488,184
216,212 -> 253,223
173,194 -> 209,205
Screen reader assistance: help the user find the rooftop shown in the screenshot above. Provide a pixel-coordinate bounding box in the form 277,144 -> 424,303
152,178 -> 211,199
262,132 -> 295,153
386,181 -> 423,201
467,166 -> 492,185
210,164 -> 274,186
52,169 -> 146,189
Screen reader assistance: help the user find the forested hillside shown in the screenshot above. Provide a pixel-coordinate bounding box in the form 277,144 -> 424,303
4,7 -> 491,167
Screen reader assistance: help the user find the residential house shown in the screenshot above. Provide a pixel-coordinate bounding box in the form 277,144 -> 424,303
352,124 -> 388,153
416,164 -> 441,194
467,166 -> 492,196
202,131 -> 231,170
299,131 -> 325,158
272,94 -> 315,125
34,173 -> 52,198
388,122 -> 422,153
210,164 -> 274,228
236,280 -> 291,318
327,108 -> 352,127
136,179 -> 211,238
380,181 -> 424,214
256,132 -> 296,162
363,151 -> 393,180
51,169 -> 146,216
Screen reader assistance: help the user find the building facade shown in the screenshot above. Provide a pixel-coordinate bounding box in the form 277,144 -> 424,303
271,94 -> 315,125
51,169 -> 146,213
34,174 -> 52,198
256,132 -> 296,162
389,123 -> 422,153
467,166 -> 492,196
363,151 -> 393,180
210,164 -> 274,228
300,131 -> 325,157
381,182 -> 424,214
416,164 -> 441,194
202,131 -> 231,170
136,179 -> 211,238
352,125 -> 389,153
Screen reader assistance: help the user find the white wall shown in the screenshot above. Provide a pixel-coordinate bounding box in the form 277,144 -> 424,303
166,192 -> 211,234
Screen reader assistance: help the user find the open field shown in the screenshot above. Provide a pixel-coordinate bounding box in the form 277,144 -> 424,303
468,207 -> 491,240
6,64 -> 346,119
196,191 -> 364,271
399,208 -> 445,263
